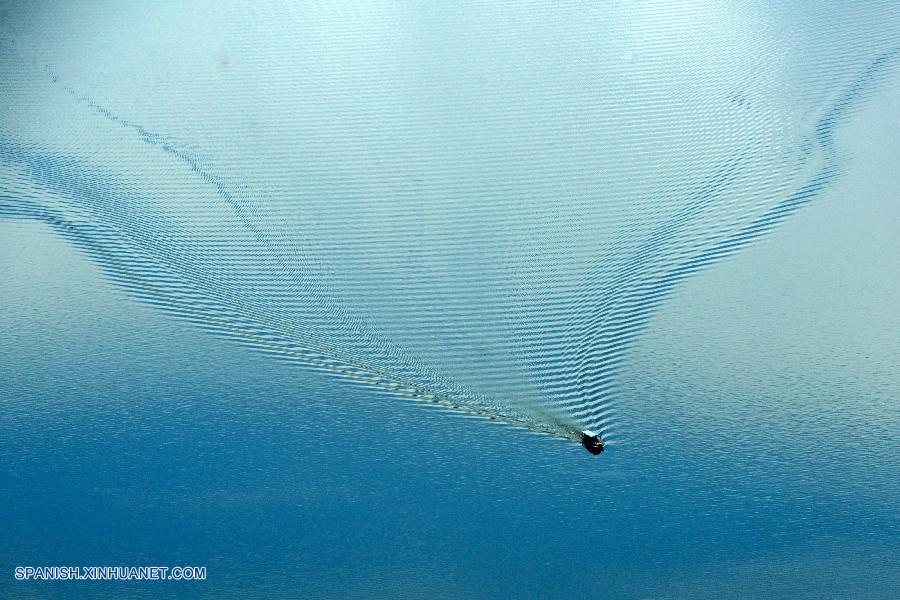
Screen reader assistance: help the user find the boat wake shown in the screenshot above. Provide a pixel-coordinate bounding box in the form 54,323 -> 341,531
1,2 -> 897,452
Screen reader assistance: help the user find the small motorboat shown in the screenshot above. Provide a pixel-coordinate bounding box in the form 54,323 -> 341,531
581,430 -> 605,455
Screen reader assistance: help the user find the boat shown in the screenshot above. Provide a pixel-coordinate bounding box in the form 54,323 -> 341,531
581,430 -> 605,455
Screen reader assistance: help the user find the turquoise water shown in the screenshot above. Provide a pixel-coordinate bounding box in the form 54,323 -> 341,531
2,2 -> 899,598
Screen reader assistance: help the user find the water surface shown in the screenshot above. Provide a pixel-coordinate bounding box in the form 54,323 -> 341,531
1,2 -> 899,597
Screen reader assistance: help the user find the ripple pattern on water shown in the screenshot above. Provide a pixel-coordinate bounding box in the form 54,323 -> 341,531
1,1 -> 898,447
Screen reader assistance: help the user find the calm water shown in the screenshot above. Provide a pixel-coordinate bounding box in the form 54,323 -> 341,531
2,2 -> 899,598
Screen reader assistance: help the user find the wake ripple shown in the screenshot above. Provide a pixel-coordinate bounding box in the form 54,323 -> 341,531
1,2 -> 897,451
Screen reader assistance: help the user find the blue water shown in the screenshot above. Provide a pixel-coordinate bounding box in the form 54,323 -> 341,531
2,2 -> 899,598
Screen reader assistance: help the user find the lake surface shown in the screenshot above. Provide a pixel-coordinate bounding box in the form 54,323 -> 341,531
2,2 -> 899,598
